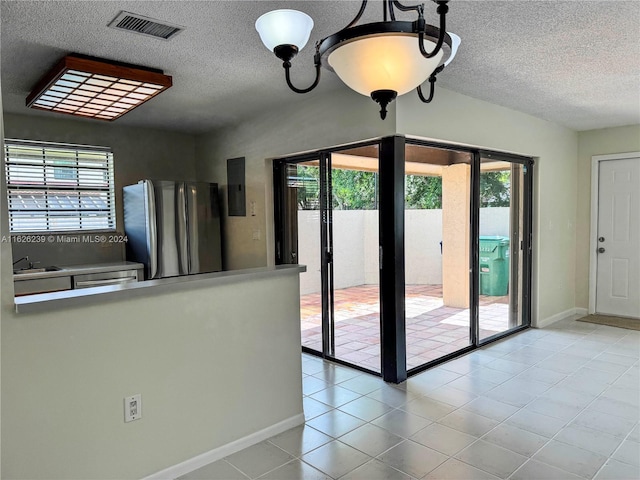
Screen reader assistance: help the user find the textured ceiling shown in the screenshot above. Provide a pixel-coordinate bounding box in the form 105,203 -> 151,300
1,0 -> 639,133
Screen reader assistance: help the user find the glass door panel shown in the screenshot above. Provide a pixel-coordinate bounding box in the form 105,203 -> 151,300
275,145 -> 382,374
404,143 -> 473,370
478,159 -> 526,341
327,147 -> 381,372
280,160 -> 324,353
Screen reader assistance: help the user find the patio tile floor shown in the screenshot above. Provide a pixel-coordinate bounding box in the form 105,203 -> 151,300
301,285 -> 511,371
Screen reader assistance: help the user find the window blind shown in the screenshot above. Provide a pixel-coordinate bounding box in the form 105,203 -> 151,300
4,139 -> 115,232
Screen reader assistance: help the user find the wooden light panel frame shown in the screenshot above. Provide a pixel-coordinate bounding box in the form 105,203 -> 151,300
26,54 -> 172,121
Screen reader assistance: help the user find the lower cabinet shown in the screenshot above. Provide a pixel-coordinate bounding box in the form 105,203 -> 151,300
14,276 -> 72,296
14,267 -> 143,296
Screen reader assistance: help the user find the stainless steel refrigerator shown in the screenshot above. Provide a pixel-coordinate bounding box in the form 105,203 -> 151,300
123,180 -> 222,279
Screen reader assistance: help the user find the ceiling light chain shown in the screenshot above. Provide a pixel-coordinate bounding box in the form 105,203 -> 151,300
256,0 -> 460,119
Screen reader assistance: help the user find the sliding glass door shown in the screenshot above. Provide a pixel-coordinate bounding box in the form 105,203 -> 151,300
329,146 -> 381,372
274,136 -> 533,382
478,156 -> 532,342
275,144 -> 382,374
277,160 -> 324,353
404,144 -> 474,370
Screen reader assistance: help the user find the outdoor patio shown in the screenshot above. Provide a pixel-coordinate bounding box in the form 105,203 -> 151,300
300,284 -> 510,371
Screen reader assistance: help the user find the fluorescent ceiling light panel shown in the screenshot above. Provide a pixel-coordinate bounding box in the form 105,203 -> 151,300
26,54 -> 172,121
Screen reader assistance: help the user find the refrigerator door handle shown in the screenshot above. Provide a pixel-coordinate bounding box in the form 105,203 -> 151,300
177,182 -> 189,275
186,183 -> 198,274
145,181 -> 158,279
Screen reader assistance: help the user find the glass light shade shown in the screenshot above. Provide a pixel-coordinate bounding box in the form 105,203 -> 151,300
255,9 -> 314,52
444,32 -> 461,67
328,34 -> 443,96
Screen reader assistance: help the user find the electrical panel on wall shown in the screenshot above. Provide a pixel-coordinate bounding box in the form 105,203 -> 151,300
227,157 -> 246,216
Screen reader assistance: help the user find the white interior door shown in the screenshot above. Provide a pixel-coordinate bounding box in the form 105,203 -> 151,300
596,157 -> 640,318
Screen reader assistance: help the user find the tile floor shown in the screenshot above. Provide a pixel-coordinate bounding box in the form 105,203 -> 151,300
301,285 -> 512,371
180,316 -> 639,479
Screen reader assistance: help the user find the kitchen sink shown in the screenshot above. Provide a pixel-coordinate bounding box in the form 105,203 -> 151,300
13,266 -> 61,274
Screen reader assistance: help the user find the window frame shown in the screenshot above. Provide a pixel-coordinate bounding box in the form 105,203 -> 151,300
4,139 -> 116,234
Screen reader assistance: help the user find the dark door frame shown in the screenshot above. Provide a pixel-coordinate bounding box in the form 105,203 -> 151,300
379,136 -> 407,383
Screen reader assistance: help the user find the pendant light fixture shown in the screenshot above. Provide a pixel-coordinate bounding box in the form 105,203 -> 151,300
256,0 -> 460,119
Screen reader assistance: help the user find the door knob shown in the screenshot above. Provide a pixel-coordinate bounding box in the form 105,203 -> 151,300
598,237 -> 605,242
598,247 -> 605,253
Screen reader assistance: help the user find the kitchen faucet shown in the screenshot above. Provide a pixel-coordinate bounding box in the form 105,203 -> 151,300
13,256 -> 35,270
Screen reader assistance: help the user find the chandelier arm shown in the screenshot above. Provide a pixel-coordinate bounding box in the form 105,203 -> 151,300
283,60 -> 322,94
392,1 -> 422,13
416,64 -> 444,103
388,0 -> 396,20
417,1 -> 448,59
416,78 -> 436,103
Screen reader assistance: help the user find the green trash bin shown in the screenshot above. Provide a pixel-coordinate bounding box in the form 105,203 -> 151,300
479,236 -> 510,296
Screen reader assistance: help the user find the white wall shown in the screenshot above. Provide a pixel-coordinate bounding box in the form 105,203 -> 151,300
480,207 -> 511,237
404,209 -> 444,286
363,210 -> 379,285
298,210 -> 366,295
575,125 -> 640,309
299,208 -> 509,294
397,88 -> 579,325
297,210 -> 322,295
332,210 -> 367,289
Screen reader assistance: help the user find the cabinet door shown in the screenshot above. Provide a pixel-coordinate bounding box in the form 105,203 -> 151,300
14,276 -> 71,296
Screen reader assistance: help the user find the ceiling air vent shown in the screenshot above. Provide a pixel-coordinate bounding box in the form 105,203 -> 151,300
108,11 -> 184,40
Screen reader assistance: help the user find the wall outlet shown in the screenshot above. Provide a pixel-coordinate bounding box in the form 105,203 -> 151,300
252,229 -> 261,241
124,394 -> 142,422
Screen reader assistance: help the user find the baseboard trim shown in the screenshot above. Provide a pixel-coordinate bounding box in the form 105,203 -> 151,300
142,413 -> 305,480
537,307 -> 587,329
574,308 -> 588,318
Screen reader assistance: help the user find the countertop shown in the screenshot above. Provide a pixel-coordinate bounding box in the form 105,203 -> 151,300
14,264 -> 307,314
13,261 -> 144,281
